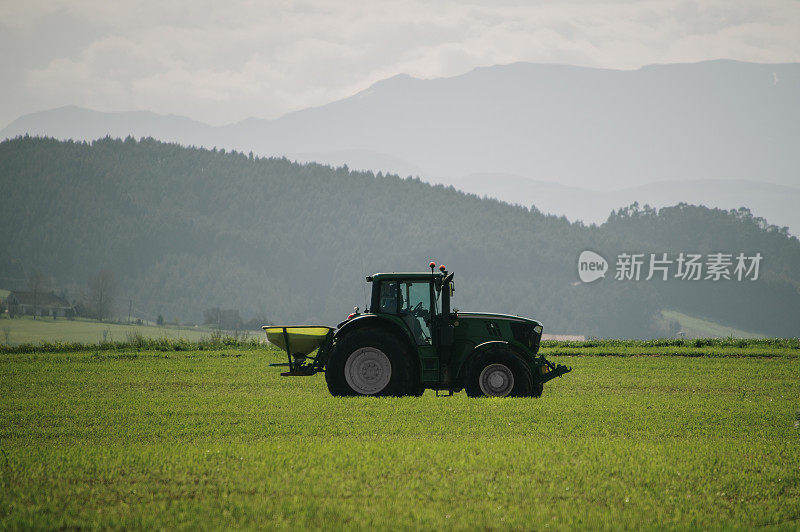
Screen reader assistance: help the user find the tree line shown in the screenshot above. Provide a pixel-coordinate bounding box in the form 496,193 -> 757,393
1,136 -> 798,337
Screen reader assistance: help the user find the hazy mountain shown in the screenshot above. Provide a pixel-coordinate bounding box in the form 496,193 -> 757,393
448,174 -> 800,233
2,105 -> 216,146
210,61 -> 800,191
3,59 -> 799,226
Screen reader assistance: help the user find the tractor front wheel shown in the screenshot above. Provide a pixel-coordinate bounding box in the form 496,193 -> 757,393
464,347 -> 533,398
325,328 -> 415,397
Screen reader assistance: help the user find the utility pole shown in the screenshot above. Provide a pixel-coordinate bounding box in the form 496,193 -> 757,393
128,299 -> 132,324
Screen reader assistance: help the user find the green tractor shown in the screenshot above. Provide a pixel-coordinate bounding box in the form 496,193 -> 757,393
264,263 -> 571,397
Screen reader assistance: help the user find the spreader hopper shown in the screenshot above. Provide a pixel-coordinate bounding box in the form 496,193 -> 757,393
263,326 -> 334,376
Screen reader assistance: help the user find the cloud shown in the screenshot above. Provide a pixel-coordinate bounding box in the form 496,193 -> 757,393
3,0 -> 800,126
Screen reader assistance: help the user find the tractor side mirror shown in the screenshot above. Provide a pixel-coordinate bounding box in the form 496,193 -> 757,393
449,282 -> 455,296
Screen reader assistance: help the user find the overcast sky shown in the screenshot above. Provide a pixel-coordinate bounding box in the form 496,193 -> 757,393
1,0 -> 799,128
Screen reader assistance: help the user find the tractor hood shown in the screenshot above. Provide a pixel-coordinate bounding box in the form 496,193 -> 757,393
454,312 -> 544,354
454,312 -> 542,329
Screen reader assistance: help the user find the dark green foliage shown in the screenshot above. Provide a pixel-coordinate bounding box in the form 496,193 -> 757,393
1,136 -> 799,337
604,203 -> 800,336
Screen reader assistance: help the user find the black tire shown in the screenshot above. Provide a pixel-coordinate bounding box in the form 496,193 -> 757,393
464,346 -> 533,398
325,327 -> 416,397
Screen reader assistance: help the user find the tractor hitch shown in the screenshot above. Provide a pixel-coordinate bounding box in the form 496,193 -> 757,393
539,357 -> 572,383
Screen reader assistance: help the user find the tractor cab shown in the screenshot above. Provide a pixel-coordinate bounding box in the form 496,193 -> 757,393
366,264 -> 456,361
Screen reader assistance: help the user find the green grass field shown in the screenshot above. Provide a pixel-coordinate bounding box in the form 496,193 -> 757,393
660,309 -> 765,338
1,343 -> 798,529
0,315 -> 259,345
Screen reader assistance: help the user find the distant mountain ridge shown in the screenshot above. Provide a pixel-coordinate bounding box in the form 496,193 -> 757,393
3,105 -> 216,146
3,60 -> 799,230
447,174 -> 800,233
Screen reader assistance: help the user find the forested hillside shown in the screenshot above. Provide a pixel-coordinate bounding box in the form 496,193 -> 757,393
2,136 -> 799,337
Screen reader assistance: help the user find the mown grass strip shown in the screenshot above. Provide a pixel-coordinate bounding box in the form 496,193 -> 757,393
3,337 -> 798,356
539,337 -> 800,358
0,335 -> 265,355
540,337 -> 800,349
540,347 -> 799,358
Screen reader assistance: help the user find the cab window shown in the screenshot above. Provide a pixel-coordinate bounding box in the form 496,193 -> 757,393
378,281 -> 399,314
399,281 -> 432,345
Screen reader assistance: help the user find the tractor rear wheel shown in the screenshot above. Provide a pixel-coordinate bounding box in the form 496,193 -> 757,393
464,347 -> 533,398
325,328 -> 415,397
